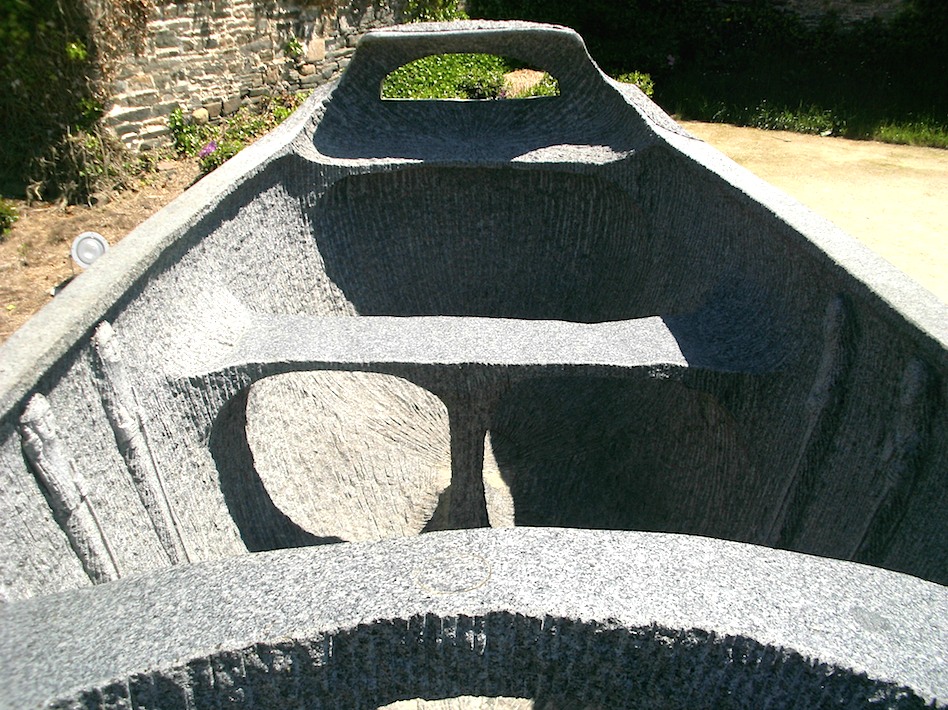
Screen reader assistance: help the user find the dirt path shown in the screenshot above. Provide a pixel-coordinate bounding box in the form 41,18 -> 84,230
1,123 -> 945,344
682,121 -> 948,304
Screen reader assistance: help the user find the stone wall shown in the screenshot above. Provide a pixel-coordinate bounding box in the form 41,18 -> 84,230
101,0 -> 405,151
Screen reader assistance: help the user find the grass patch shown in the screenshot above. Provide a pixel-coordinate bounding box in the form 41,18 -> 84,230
872,121 -> 948,149
381,53 -> 563,101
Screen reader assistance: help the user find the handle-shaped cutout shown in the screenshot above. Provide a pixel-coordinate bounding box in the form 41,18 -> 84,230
312,21 -> 647,160
336,21 -> 608,105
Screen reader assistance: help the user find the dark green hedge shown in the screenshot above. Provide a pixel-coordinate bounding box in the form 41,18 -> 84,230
468,0 -> 948,138
0,0 -> 104,198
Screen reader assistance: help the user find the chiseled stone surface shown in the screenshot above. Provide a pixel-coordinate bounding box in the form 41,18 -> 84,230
1,529 -> 945,708
0,21 -> 946,706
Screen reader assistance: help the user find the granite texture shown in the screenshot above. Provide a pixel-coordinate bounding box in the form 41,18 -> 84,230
0,21 -> 946,706
1,529 -> 945,708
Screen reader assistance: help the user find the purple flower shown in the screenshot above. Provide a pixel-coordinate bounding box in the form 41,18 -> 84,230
198,141 -> 218,158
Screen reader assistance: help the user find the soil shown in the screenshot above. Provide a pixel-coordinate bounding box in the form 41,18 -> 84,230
1,123 -> 945,345
682,121 -> 948,304
0,159 -> 201,342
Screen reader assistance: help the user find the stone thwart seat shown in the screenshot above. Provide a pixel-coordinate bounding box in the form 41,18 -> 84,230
0,21 -> 946,708
187,313 -> 787,531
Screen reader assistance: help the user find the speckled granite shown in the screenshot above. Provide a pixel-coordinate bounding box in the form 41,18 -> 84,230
0,21 -> 945,707
2,529 -> 945,708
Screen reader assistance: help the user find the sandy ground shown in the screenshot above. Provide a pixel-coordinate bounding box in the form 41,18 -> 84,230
682,121 -> 948,304
0,160 -> 201,342
1,122 -> 945,344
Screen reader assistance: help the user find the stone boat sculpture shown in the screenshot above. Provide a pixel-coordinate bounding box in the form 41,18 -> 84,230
1,21 -> 946,708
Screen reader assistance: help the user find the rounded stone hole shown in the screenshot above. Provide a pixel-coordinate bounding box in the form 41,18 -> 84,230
245,371 -> 514,542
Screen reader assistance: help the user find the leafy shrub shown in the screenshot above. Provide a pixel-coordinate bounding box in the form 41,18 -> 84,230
382,53 -> 508,99
613,71 -> 654,98
28,127 -> 132,204
198,139 -> 243,173
404,0 -> 468,22
1,0 -> 147,202
168,108 -> 214,157
469,0 -> 948,147
0,200 -> 18,238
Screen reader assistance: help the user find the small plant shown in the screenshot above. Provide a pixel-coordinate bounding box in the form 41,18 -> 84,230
0,199 -> 18,238
284,36 -> 304,59
168,108 -> 214,157
613,71 -> 655,98
511,73 -> 559,98
170,93 -> 311,176
197,139 -> 243,173
64,40 -> 88,62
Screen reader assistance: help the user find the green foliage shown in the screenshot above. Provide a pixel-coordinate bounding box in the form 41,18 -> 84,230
404,0 -> 469,22
284,36 -> 304,58
77,98 -> 105,126
873,120 -> 948,149
750,102 -> 842,136
13,123 -> 133,205
169,93 -> 311,176
613,71 -> 654,98
0,200 -> 19,238
1,0 -> 100,199
270,100 -> 298,123
168,108 -> 215,156
381,53 -> 508,99
64,40 -> 88,62
0,0 -> 151,201
198,139 -> 243,173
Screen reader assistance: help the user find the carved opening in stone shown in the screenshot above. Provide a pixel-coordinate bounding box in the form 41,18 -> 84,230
489,376 -> 758,539
380,54 -> 560,100
55,613 -> 931,707
246,371 -> 451,542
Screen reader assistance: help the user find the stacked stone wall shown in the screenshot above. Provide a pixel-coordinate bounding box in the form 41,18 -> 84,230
101,0 -> 404,151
